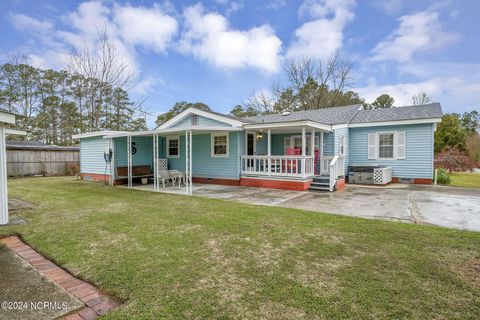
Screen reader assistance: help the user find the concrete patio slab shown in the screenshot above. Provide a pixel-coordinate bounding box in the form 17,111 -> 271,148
127,182 -> 480,232
278,184 -> 480,231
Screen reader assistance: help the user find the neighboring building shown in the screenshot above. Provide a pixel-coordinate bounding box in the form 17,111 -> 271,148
73,103 -> 442,192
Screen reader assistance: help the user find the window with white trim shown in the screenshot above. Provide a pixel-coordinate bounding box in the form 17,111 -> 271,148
378,133 -> 394,159
167,136 -> 179,158
211,132 -> 229,157
339,135 -> 346,156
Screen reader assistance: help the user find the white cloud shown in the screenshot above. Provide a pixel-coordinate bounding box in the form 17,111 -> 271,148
7,1 -> 178,82
372,0 -> 403,15
8,13 -> 53,33
354,75 -> 479,112
266,0 -> 286,10
287,0 -> 356,59
179,4 -> 282,73
113,4 -> 178,53
372,9 -> 460,62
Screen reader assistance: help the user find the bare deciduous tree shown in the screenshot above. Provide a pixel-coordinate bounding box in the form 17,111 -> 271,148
67,26 -> 134,131
244,90 -> 275,114
412,92 -> 432,105
282,51 -> 354,110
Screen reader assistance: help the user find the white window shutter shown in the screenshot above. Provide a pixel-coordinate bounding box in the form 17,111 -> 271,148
368,134 -> 376,159
396,132 -> 406,159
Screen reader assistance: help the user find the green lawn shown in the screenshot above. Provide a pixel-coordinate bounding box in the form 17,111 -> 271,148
1,177 -> 479,319
450,172 -> 480,188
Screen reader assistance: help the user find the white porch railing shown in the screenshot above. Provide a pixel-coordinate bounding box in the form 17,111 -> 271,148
241,155 -> 315,178
328,156 -> 346,191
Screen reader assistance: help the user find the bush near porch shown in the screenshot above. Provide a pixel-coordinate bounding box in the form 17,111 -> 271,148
2,177 -> 479,319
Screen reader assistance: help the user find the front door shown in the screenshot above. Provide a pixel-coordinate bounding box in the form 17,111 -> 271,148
246,133 -> 255,168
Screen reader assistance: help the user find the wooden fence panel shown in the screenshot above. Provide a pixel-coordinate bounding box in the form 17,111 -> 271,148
7,148 -> 80,177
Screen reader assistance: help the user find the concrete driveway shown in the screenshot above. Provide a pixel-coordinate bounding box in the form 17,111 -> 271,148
278,184 -> 480,232
132,182 -> 480,232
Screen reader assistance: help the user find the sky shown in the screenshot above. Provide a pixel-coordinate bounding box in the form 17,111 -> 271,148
0,0 -> 479,127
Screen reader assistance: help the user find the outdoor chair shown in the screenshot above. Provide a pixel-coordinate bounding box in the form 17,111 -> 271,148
156,159 -> 172,188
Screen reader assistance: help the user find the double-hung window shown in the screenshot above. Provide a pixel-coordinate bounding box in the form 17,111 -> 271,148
167,136 -> 179,158
378,133 -> 394,159
211,133 -> 229,157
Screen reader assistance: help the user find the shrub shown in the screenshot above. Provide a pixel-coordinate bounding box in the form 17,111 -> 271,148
436,168 -> 451,185
434,147 -> 476,173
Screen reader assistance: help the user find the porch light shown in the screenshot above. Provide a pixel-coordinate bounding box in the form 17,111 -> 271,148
256,131 -> 263,141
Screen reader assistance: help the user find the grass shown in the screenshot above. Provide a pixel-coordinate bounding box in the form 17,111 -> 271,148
450,172 -> 480,188
1,177 -> 480,319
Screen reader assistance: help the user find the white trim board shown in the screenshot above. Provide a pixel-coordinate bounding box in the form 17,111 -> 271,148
0,112 -> 16,125
73,131 -> 128,139
158,107 -> 244,129
243,120 -> 332,132
349,118 -> 441,128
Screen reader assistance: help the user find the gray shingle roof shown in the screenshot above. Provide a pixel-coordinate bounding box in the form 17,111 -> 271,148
240,103 -> 442,125
241,104 -> 362,125
349,103 -> 443,124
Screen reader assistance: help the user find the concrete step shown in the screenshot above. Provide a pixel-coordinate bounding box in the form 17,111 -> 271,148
312,177 -> 329,183
309,185 -> 330,191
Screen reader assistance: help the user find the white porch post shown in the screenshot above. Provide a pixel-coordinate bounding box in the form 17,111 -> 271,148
185,131 -> 189,194
0,126 -> 8,225
109,138 -> 114,186
127,136 -> 132,188
267,129 -> 271,176
320,132 -> 324,175
311,128 -> 315,176
301,127 -> 306,177
153,134 -> 157,191
185,130 -> 193,195
189,130 -> 192,195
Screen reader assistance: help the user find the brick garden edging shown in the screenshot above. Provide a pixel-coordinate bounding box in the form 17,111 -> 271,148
0,236 -> 119,320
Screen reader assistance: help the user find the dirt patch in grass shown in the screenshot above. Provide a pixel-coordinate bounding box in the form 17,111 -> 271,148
458,256 -> 480,287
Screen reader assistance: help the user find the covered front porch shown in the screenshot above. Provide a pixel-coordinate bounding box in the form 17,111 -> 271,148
240,121 -> 346,191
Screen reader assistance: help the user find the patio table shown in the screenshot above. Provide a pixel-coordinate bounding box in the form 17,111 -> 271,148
168,170 -> 185,186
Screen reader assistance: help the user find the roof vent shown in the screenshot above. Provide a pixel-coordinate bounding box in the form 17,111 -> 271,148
282,111 -> 291,116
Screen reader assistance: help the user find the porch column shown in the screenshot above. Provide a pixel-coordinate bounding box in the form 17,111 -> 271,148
127,136 -> 132,188
152,134 -> 157,191
311,129 -> 315,176
185,130 -> 193,195
301,127 -> 306,177
109,138 -> 114,186
267,129 -> 271,176
0,126 -> 8,225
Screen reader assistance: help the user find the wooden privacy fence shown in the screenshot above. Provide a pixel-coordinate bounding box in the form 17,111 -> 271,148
6,141 -> 79,177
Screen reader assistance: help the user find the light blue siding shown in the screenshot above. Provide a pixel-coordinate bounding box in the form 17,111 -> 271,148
349,123 -> 435,179
323,132 -> 334,156
170,115 -> 232,128
166,132 -> 241,180
114,136 -> 153,169
80,136 -> 109,174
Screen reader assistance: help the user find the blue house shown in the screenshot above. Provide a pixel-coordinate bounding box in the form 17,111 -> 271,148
73,103 -> 442,192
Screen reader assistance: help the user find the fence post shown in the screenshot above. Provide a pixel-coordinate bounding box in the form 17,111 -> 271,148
434,168 -> 438,185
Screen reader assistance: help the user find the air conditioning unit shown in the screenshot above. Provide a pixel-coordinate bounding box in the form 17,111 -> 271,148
348,165 -> 392,185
